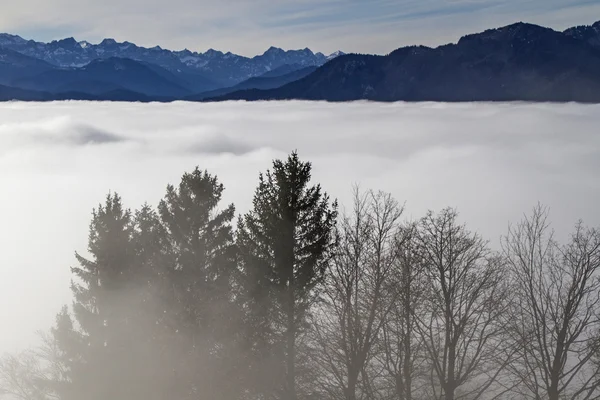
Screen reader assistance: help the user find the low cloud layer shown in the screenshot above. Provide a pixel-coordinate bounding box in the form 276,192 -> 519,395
0,100 -> 599,355
0,115 -> 127,152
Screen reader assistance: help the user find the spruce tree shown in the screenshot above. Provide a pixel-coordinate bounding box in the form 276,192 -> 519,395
53,193 -> 137,400
128,204 -> 181,400
158,167 -> 241,399
237,151 -> 337,400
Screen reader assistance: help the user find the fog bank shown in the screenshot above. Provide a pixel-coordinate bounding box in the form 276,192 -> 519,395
1,100 -> 599,355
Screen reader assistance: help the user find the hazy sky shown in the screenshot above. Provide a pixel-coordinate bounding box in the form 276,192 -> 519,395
1,101 -> 600,355
1,0 -> 599,55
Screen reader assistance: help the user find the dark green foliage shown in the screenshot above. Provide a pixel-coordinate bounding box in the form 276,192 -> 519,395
5,152 -> 600,400
56,193 -> 139,400
157,167 -> 244,400
6,153 -> 338,400
158,168 -> 237,341
237,151 -> 338,400
45,169 -> 247,400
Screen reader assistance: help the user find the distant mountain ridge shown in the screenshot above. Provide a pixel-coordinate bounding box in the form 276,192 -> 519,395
0,46 -> 54,85
12,57 -> 191,97
0,33 -> 343,86
564,21 -> 600,49
186,66 -> 318,100
1,20 -> 600,103
211,20 -> 600,103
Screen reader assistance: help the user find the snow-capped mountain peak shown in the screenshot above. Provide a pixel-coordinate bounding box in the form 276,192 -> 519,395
327,50 -> 345,60
0,32 -> 345,86
0,33 -> 27,46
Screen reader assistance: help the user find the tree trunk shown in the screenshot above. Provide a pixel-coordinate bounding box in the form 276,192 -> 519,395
548,331 -> 566,400
403,363 -> 412,400
445,343 -> 456,400
347,375 -> 358,400
548,367 -> 560,400
548,384 -> 559,400
395,374 -> 405,400
444,384 -> 455,400
403,275 -> 412,400
286,283 -> 296,400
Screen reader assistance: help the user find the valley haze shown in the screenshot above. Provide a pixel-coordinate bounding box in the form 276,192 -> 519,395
1,100 -> 600,357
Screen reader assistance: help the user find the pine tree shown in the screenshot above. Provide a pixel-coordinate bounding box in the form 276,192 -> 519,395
237,151 -> 337,400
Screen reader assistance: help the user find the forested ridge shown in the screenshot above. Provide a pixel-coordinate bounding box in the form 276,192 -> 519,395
1,20 -> 600,103
1,152 -> 600,400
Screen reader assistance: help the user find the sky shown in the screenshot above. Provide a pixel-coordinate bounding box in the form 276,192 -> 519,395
1,100 -> 600,355
1,0 -> 599,56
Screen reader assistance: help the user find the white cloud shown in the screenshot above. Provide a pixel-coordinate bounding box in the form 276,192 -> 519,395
1,0 -> 598,55
0,100 -> 599,354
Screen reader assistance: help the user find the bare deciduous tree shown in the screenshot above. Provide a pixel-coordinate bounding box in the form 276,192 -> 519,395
378,223 -> 428,400
311,188 -> 406,400
0,351 -> 42,400
502,205 -> 600,400
414,209 -> 513,400
0,333 -> 69,400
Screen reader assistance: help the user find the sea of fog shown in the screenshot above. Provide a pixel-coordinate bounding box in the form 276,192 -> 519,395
1,100 -> 599,355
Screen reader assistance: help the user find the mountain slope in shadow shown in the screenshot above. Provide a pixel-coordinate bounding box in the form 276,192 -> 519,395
211,21 -> 600,103
12,57 -> 191,97
186,66 -> 317,100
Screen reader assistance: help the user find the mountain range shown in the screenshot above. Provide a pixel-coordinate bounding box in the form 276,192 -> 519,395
0,33 -> 341,89
0,20 -> 599,103
215,21 -> 600,103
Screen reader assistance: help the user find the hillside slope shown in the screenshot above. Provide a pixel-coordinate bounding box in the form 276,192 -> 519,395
187,66 -> 317,100
214,21 -> 600,103
12,57 -> 191,97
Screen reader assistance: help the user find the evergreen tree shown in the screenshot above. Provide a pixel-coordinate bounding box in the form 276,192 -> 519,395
52,193 -> 137,400
158,167 -> 242,400
128,204 -> 181,400
48,307 -> 86,400
237,152 -> 337,400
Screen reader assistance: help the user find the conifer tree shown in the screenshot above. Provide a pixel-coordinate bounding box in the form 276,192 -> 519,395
52,193 -> 137,400
128,204 -> 182,400
237,151 -> 337,400
158,167 -> 241,399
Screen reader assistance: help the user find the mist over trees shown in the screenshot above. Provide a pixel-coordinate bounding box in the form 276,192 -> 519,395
1,152 -> 600,400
